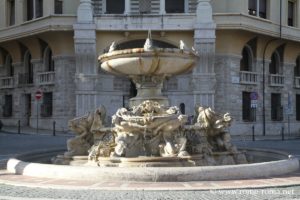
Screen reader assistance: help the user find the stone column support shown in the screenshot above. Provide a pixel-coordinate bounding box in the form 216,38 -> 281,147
124,0 -> 131,14
74,0 -> 98,116
43,0 -> 55,16
160,0 -> 166,14
192,0 -> 216,108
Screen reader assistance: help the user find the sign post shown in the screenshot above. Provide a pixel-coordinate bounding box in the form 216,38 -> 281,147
35,90 -> 43,133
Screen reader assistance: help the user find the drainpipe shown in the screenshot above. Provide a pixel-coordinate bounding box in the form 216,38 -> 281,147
262,0 -> 283,136
280,0 -> 282,38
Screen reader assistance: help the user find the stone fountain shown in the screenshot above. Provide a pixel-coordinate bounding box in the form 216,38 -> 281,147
6,33 -> 299,182
53,33 -> 248,167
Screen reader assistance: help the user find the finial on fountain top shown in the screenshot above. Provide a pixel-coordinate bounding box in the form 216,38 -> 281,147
144,30 -> 154,51
109,42 -> 116,52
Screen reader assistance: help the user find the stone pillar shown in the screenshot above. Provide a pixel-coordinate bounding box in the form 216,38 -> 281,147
124,0 -> 131,14
43,0 -> 55,16
74,0 -> 98,116
160,0 -> 166,14
0,0 -> 7,28
192,0 -> 216,108
15,0 -> 26,25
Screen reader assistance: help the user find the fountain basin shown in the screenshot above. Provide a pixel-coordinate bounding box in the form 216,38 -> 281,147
6,148 -> 299,182
99,48 -> 197,77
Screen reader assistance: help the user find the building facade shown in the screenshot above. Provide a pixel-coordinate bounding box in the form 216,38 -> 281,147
0,0 -> 299,135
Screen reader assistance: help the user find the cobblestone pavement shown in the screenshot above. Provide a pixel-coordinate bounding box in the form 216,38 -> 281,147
0,184 -> 299,200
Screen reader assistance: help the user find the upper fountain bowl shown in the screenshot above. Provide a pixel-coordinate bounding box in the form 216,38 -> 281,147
98,48 -> 198,77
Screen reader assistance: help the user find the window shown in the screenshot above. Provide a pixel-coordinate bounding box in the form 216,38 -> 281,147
54,0 -> 63,14
271,93 -> 283,121
269,51 -> 280,74
242,92 -> 256,121
296,95 -> 300,121
36,0 -> 43,18
179,103 -> 185,114
5,55 -> 13,77
240,46 -> 253,71
166,0 -> 184,13
26,0 -> 43,20
19,51 -> 34,84
41,92 -> 52,117
3,95 -> 13,117
295,57 -> 300,76
139,0 -> 151,13
288,1 -> 296,26
106,0 -> 125,14
44,47 -> 54,71
27,0 -> 34,20
7,0 -> 15,26
248,0 -> 267,19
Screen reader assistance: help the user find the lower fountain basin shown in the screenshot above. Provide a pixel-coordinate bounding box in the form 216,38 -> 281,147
6,148 -> 299,182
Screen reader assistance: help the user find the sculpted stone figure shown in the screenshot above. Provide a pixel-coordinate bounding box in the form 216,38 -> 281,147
111,100 -> 189,157
195,107 -> 235,152
65,106 -> 106,157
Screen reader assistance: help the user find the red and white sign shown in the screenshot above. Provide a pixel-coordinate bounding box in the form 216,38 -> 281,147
35,90 -> 43,100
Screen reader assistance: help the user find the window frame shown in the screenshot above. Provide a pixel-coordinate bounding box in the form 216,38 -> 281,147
165,0 -> 185,14
271,93 -> 283,121
7,0 -> 15,26
269,51 -> 281,75
43,47 -> 55,72
54,0 -> 63,14
240,45 -> 254,72
106,0 -> 125,14
3,94 -> 13,117
242,91 -> 256,122
26,0 -> 43,21
288,0 -> 297,27
248,0 -> 267,19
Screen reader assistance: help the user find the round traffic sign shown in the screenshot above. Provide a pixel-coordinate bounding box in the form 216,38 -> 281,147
250,92 -> 258,100
35,90 -> 43,100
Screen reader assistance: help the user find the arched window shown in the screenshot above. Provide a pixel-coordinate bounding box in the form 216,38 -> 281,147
240,46 -> 253,71
24,51 -> 33,84
269,51 -> 280,74
295,56 -> 300,77
179,103 -> 185,114
5,55 -> 13,77
44,47 -> 54,71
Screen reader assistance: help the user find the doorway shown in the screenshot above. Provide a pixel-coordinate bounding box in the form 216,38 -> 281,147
24,94 -> 31,126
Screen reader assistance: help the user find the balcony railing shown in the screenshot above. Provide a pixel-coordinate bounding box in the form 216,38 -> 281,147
18,73 -> 34,85
269,74 -> 284,87
0,77 -> 14,89
239,71 -> 258,85
37,71 -> 55,85
295,76 -> 300,88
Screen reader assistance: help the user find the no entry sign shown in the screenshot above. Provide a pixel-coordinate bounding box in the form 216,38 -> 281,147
35,90 -> 43,100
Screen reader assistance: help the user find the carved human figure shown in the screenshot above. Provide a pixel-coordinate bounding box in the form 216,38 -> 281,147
110,101 -> 189,157
195,106 -> 235,152
65,106 -> 106,157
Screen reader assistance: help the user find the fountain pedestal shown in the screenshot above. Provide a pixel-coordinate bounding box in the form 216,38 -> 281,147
129,75 -> 169,107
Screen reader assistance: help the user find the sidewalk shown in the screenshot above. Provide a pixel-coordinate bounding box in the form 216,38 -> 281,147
1,125 -> 73,137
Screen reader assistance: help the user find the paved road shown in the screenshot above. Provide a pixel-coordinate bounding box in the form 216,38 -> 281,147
0,132 -> 300,200
0,132 -> 69,160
